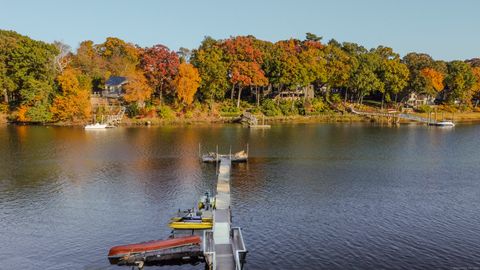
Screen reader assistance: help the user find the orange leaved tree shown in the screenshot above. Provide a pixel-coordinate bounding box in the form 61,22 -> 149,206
420,68 -> 444,96
123,71 -> 153,107
51,67 -> 92,123
173,63 -> 201,106
231,61 -> 268,108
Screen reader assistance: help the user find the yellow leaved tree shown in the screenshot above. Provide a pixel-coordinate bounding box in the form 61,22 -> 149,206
420,68 -> 444,96
51,67 -> 92,123
123,71 -> 153,107
173,63 -> 201,106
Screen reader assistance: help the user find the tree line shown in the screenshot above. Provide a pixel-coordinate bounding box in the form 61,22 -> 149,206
1,30 -> 479,123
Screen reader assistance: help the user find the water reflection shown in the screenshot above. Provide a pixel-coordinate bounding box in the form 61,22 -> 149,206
1,123 -> 480,269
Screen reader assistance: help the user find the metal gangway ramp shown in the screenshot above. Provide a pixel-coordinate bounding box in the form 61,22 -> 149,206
204,157 -> 247,270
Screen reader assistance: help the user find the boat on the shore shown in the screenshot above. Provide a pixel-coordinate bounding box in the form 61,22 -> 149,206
84,123 -> 108,129
107,235 -> 202,265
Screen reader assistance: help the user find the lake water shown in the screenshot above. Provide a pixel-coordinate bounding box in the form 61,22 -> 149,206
1,123 -> 480,270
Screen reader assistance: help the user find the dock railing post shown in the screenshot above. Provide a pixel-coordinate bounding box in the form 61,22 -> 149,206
216,145 -> 219,175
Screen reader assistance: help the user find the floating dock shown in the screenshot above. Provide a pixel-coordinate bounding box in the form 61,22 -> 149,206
107,154 -> 246,270
204,157 -> 247,270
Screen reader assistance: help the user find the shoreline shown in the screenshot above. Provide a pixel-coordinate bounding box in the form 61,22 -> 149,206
4,112 -> 480,127
117,113 -> 367,127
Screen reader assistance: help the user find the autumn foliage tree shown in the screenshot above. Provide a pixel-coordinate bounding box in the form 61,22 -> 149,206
471,67 -> 480,103
231,61 -> 268,107
420,68 -> 444,96
174,63 -> 201,106
445,61 -> 476,104
191,37 -> 230,101
97,37 -> 140,76
123,71 -> 153,107
222,36 -> 267,105
140,44 -> 179,101
51,67 -> 91,122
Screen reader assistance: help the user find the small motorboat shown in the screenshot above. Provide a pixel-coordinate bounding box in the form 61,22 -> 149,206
84,123 -> 107,129
429,121 -> 455,127
169,212 -> 213,230
107,235 -> 201,264
171,216 -> 213,223
169,220 -> 213,230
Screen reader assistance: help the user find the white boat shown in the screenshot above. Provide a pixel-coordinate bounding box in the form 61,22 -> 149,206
430,121 -> 455,127
85,123 -> 108,129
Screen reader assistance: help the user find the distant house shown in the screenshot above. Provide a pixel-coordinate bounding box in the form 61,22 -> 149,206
275,85 -> 315,100
103,76 -> 128,98
405,92 -> 434,107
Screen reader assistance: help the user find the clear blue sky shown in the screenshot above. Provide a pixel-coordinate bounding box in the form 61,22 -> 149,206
1,0 -> 478,60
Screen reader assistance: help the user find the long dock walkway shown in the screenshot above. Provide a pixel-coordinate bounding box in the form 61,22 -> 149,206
204,157 -> 247,270
351,107 -> 453,125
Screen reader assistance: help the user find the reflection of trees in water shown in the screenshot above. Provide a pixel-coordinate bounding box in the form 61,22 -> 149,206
231,158 -> 269,201
2,126 -> 63,203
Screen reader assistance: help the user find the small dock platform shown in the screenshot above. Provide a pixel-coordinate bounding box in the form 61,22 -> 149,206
241,112 -> 271,129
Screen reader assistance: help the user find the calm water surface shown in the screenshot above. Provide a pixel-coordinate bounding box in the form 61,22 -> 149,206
1,123 -> 480,270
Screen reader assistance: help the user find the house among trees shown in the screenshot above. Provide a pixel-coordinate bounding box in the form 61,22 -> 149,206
103,76 -> 128,98
405,92 -> 435,108
274,85 -> 315,100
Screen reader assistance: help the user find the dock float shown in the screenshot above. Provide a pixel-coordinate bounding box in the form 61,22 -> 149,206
204,157 -> 247,270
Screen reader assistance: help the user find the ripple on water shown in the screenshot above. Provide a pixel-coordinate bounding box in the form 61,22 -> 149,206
2,124 -> 480,269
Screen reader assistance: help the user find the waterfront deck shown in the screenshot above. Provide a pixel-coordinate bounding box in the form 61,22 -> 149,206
241,112 -> 271,129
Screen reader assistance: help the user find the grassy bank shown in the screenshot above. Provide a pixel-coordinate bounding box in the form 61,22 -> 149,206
0,113 -> 7,125
118,112 -> 366,126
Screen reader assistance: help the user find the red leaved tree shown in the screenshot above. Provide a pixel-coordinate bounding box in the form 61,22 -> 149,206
140,44 -> 180,102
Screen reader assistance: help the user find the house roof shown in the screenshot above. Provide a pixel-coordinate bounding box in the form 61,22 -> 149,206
106,76 -> 127,86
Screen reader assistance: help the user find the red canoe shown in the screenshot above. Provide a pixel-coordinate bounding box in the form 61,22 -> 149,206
108,235 -> 201,262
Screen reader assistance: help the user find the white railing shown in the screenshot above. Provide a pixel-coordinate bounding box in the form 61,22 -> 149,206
203,230 -> 216,270
231,227 -> 247,270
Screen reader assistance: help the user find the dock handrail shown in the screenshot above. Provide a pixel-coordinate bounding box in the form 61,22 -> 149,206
203,230 -> 216,270
231,227 -> 247,270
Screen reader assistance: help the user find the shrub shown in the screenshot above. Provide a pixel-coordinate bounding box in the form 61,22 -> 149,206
330,93 -> 342,104
126,103 -> 139,117
261,99 -> 282,116
278,100 -> 299,116
220,100 -> 240,113
0,104 -> 8,114
184,111 -> 194,119
311,98 -> 328,113
295,100 -> 306,116
157,105 -> 175,120
415,104 -> 433,113
249,106 -> 261,114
